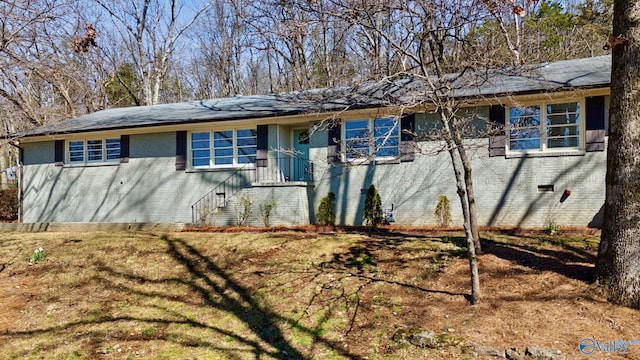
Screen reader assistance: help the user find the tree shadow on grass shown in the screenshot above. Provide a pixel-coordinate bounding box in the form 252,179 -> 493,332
423,233 -> 595,283
480,238 -> 595,282
5,234 -> 363,360
316,234 -> 471,300
162,236 -> 308,359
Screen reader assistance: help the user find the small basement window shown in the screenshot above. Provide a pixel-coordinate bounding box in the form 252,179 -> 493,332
537,184 -> 554,192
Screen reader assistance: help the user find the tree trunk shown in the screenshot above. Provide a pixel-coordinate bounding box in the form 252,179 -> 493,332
447,148 -> 481,305
441,111 -> 481,304
595,0 -> 640,308
0,148 -> 8,190
451,121 -> 482,253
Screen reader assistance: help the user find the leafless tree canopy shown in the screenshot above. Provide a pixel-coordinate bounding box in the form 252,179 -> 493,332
0,0 -> 612,132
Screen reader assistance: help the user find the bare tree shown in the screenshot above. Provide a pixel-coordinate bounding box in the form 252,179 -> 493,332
242,0 -> 313,92
479,0 -> 528,65
304,0 -> 354,88
95,0 -> 210,105
0,0 -> 111,189
317,0 -> 490,304
474,0 -> 613,65
189,0 -> 249,98
0,0 -> 94,128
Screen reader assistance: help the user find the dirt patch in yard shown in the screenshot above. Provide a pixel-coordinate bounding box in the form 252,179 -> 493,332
0,274 -> 42,332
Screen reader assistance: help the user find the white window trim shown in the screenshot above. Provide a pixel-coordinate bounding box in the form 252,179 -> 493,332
66,137 -> 121,165
342,117 -> 400,162
188,128 -> 257,169
505,99 -> 586,157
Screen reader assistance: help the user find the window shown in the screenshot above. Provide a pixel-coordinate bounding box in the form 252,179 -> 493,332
374,117 -> 399,157
68,138 -> 121,163
236,129 -> 257,164
344,117 -> 399,160
508,101 -> 581,152
214,130 -> 233,165
190,128 -> 257,168
191,132 -> 210,167
105,138 -> 121,160
297,130 -> 310,145
345,119 -> 370,159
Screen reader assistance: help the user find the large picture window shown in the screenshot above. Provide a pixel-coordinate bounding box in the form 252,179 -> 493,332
508,101 -> 581,152
68,138 -> 121,163
190,128 -> 257,168
344,117 -> 399,160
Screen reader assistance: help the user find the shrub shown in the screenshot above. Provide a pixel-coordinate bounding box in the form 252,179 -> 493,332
0,188 -> 18,221
434,195 -> 451,227
317,192 -> 336,226
198,204 -> 218,226
235,195 -> 254,226
363,185 -> 382,230
259,198 -> 277,227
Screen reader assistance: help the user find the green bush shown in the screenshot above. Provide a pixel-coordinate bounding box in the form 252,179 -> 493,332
0,188 -> 18,221
317,192 -> 336,226
363,185 -> 382,230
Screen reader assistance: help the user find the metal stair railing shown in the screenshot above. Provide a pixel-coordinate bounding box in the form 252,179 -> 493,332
191,164 -> 256,224
255,155 -> 314,183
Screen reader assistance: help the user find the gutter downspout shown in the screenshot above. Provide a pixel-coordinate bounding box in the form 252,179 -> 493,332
8,140 -> 23,223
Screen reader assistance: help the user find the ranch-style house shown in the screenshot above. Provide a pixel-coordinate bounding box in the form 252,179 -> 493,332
9,55 -> 611,229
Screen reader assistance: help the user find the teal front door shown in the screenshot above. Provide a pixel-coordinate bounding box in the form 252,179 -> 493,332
292,129 -> 310,181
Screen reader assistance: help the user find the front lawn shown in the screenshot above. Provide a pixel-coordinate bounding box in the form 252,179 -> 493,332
0,229 -> 636,359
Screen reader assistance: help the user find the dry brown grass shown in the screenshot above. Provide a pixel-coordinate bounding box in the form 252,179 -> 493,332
0,229 -> 638,359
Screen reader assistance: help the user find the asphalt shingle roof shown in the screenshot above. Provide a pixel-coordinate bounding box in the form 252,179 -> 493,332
14,55 -> 611,138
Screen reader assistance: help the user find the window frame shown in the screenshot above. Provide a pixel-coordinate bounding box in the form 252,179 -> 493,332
189,128 -> 258,169
66,137 -> 121,165
506,99 -> 585,155
343,117 -> 400,161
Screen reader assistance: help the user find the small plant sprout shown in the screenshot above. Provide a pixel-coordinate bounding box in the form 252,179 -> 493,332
545,220 -> 561,235
29,247 -> 45,265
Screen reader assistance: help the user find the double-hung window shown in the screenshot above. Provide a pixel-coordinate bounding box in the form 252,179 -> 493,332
508,101 -> 582,153
68,138 -> 121,163
190,128 -> 257,168
344,117 -> 399,160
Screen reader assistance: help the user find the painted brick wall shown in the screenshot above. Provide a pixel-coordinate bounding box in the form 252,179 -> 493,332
204,185 -> 312,226
21,132 -> 312,225
21,107 -> 607,229
308,112 -> 607,229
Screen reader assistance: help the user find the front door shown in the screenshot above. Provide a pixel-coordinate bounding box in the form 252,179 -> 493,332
292,129 -> 310,181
